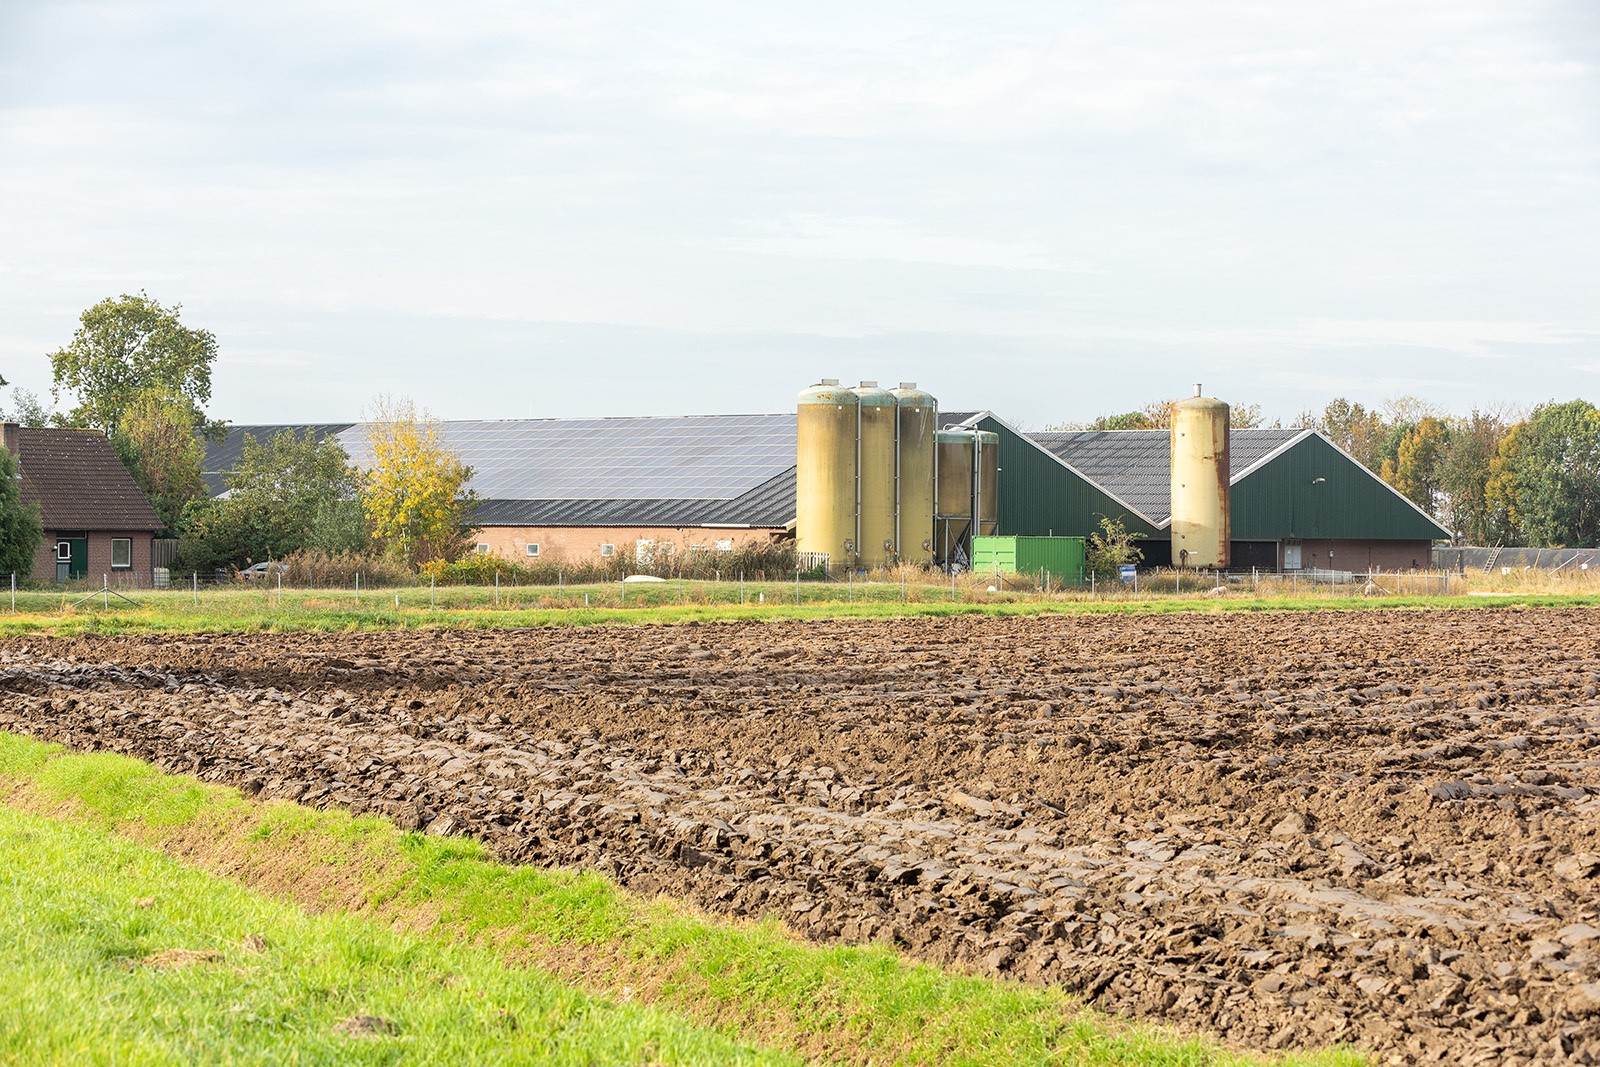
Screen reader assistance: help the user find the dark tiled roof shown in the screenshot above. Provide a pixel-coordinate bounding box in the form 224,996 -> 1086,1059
201,423 -> 355,495
14,428 -> 163,531
471,466 -> 798,529
1026,428 -> 1306,525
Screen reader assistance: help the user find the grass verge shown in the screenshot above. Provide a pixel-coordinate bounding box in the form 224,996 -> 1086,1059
0,800 -> 793,1066
0,734 -> 1366,1067
1,583 -> 1598,637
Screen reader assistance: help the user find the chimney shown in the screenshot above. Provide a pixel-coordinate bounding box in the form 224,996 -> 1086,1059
1,422 -> 17,458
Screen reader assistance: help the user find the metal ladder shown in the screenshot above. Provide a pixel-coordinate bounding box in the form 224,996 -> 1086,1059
1483,544 -> 1503,574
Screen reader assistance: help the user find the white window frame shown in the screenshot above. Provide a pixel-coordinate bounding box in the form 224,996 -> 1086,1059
110,538 -> 132,569
526,543 -> 540,557
475,543 -> 490,555
600,543 -> 615,557
715,539 -> 733,552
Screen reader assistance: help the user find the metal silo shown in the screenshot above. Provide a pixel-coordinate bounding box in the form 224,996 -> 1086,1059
797,380 -> 859,571
975,429 -> 1000,537
935,430 -> 975,567
891,383 -> 937,565
852,381 -> 897,567
1170,384 -> 1230,570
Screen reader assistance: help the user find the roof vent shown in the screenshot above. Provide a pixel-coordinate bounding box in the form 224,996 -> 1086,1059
820,378 -> 839,386
1193,383 -> 1202,397
899,381 -> 917,390
859,380 -> 878,388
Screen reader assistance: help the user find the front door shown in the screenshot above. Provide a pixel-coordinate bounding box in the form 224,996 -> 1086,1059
54,537 -> 88,581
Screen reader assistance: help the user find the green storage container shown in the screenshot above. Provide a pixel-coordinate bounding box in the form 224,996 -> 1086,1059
970,536 -> 1086,585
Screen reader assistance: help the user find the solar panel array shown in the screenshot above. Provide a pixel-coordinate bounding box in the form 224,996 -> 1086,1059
337,414 -> 799,501
1027,428 -> 1306,524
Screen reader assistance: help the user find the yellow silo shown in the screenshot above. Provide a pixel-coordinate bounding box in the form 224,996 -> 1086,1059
891,383 -> 937,565
1170,385 -> 1230,570
797,380 -> 859,571
853,381 -> 897,567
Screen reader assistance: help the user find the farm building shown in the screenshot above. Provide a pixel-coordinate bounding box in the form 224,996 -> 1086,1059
201,418 -> 797,563
2,423 -> 164,584
949,411 -> 1451,573
201,393 -> 1449,572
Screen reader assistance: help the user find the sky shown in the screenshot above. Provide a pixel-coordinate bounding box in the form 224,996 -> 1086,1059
1,1 -> 1597,429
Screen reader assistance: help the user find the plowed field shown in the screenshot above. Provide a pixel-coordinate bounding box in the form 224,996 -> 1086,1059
4,609 -> 1600,1065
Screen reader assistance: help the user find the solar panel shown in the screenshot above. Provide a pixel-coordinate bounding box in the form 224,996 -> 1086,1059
337,414 -> 799,501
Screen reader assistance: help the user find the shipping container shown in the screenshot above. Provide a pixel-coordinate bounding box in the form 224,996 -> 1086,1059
970,535 -> 1086,584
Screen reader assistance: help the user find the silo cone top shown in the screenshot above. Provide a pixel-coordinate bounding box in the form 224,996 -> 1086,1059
799,383 -> 861,406
891,384 -> 936,409
1175,394 -> 1229,414
851,382 -> 895,409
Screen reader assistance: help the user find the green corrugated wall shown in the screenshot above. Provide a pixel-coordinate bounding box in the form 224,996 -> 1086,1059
1231,434 -> 1449,540
973,415 -> 1159,538
974,418 -> 1449,542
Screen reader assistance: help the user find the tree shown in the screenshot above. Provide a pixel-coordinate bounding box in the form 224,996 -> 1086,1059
361,397 -> 477,568
1380,416 -> 1449,514
1084,515 -> 1143,579
1313,398 -> 1388,471
0,446 -> 43,579
1437,408 -> 1512,545
48,292 -> 218,435
1486,400 -> 1600,548
176,428 -> 366,571
112,389 -> 207,530
7,389 -> 52,428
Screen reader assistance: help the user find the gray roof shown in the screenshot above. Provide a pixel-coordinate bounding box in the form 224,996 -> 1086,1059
201,423 -> 354,496
1026,428 -> 1305,525
472,466 -> 797,528
202,415 -> 801,529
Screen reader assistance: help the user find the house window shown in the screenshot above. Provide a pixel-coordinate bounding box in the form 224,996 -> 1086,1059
715,539 -> 733,552
475,543 -> 490,555
111,538 -> 132,569
659,542 -> 674,555
600,543 -> 615,557
56,541 -> 71,562
526,543 -> 540,558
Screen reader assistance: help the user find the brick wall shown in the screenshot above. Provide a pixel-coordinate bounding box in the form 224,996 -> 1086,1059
473,525 -> 784,564
32,531 -> 154,585
1288,539 -> 1435,573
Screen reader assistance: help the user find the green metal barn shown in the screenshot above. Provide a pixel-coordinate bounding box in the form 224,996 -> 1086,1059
939,412 -> 1450,573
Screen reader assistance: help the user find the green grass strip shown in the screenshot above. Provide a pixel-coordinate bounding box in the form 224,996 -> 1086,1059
0,734 -> 1366,1067
0,803 -> 795,1066
0,583 -> 1595,637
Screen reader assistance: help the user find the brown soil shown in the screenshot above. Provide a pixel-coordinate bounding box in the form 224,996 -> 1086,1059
4,609 -> 1600,1065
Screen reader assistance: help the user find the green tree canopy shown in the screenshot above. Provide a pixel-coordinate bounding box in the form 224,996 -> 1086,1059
48,292 -> 218,435
1485,400 -> 1600,548
176,429 -> 366,572
112,390 -> 207,531
0,447 -> 43,579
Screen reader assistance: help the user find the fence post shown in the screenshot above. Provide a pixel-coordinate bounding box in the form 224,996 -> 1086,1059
796,567 -> 800,606
431,572 -> 435,609
356,572 -> 360,605
495,571 -> 500,608
103,575 -> 108,609
9,572 -> 12,612
193,572 -> 197,605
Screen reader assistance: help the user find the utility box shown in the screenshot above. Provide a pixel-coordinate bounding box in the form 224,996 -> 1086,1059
971,536 -> 1086,583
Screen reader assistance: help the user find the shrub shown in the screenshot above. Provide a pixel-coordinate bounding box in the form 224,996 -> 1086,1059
278,549 -> 410,588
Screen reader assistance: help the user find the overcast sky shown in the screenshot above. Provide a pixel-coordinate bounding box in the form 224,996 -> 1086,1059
2,1 -> 1597,428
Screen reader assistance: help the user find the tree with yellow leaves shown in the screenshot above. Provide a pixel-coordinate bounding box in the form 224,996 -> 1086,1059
360,396 -> 477,569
